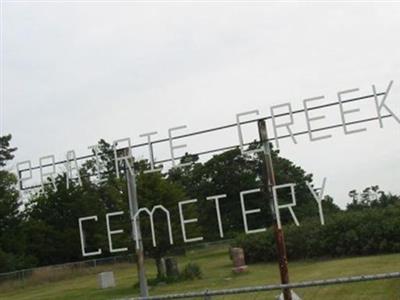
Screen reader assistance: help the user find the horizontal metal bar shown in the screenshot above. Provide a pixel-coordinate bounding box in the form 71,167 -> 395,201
148,92 -> 385,146
19,113 -> 392,191
154,114 -> 392,164
18,92 -> 385,173
125,271 -> 400,300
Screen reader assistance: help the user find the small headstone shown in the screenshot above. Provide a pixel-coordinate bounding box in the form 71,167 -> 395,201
165,257 -> 179,277
277,291 -> 302,300
156,257 -> 167,278
97,271 -> 116,289
230,247 -> 248,273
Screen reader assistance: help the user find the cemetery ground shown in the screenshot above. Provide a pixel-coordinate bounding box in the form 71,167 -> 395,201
0,244 -> 399,300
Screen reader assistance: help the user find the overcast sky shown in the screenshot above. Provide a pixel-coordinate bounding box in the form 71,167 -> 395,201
1,1 -> 399,208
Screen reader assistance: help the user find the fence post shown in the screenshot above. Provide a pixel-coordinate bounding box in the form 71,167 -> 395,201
125,149 -> 149,298
257,119 -> 292,300
204,289 -> 211,300
21,269 -> 25,285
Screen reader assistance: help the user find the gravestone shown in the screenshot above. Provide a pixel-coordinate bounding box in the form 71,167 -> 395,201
156,257 -> 167,278
165,257 -> 179,277
230,247 -> 248,273
97,271 -> 116,289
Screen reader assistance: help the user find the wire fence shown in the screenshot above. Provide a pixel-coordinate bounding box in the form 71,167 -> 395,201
0,240 -> 230,286
122,271 -> 400,300
1,244 -> 399,299
0,254 -> 134,285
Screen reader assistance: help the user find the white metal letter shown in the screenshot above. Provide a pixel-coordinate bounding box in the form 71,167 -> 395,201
338,89 -> 367,135
306,178 -> 327,225
236,110 -> 262,155
270,103 -> 297,148
132,205 -> 173,249
372,80 -> 399,128
206,194 -> 227,238
178,199 -> 203,243
16,160 -> 32,190
139,131 -> 162,173
39,155 -> 57,192
272,183 -> 300,229
169,126 -> 191,168
240,188 -> 266,234
65,150 -> 82,189
303,96 -> 332,142
106,211 -> 128,253
88,144 -> 105,182
113,138 -> 134,177
78,215 -> 102,257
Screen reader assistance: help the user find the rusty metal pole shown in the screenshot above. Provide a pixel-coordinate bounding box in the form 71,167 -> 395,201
124,149 -> 149,297
257,120 -> 292,300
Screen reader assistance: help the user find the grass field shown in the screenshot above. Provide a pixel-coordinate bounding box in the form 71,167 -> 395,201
1,244 -> 399,300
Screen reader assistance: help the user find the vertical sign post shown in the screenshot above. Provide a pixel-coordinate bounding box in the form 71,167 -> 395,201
258,120 -> 292,300
124,149 -> 149,297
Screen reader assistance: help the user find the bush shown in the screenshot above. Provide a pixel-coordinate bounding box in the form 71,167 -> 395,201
143,262 -> 202,287
181,262 -> 202,280
232,206 -> 400,264
0,250 -> 37,273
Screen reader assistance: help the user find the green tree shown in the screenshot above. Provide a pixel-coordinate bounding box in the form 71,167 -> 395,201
168,145 -> 340,240
169,149 -> 261,239
0,135 -> 35,271
0,135 -> 16,166
347,185 -> 400,211
25,139 -> 129,266
136,171 -> 188,277
24,139 -> 189,278
24,173 -> 110,265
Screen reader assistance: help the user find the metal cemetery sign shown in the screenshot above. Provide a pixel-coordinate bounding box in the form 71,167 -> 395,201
15,80 -> 399,300
15,80 -> 398,252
